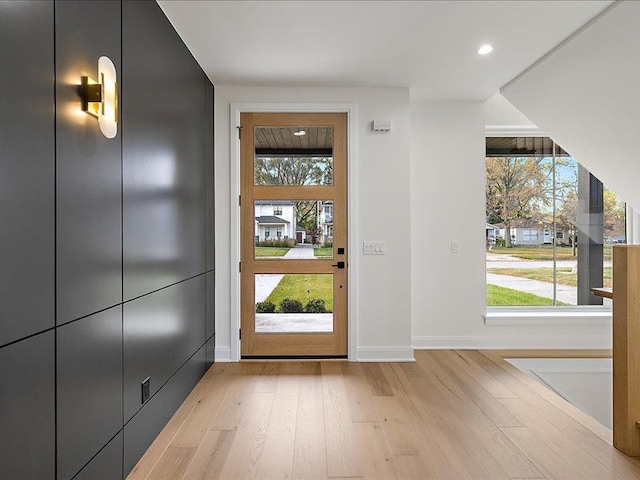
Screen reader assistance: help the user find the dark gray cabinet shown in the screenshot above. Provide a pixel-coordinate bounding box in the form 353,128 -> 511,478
0,332 -> 55,479
55,0 -> 122,325
206,79 -> 215,272
0,1 -> 214,477
0,0 -> 55,345
206,271 -> 216,341
124,276 -> 206,422
124,345 -> 206,477
57,307 -> 123,480
123,0 -> 206,301
74,433 -> 123,480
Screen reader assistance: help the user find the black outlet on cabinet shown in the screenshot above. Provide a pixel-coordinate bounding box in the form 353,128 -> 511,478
141,377 -> 150,404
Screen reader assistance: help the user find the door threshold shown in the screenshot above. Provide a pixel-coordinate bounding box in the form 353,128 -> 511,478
241,355 -> 348,361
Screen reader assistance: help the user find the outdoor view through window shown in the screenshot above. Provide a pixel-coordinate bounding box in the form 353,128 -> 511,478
486,137 -> 626,307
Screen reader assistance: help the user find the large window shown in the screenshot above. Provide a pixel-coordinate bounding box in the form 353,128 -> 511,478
486,137 -> 626,307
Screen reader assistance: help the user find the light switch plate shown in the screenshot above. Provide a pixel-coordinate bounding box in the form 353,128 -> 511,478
363,241 -> 386,255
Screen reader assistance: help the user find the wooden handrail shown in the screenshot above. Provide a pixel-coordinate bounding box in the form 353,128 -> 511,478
591,287 -> 613,299
594,246 -> 640,456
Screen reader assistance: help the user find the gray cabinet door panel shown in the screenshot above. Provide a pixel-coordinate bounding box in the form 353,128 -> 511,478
0,332 -> 55,479
55,0 -> 122,325
206,270 -> 215,341
206,335 -> 216,368
205,79 -> 215,271
124,346 -> 206,477
74,432 -> 123,480
124,276 -> 206,422
0,1 -> 55,345
57,307 -> 123,480
123,0 -> 206,300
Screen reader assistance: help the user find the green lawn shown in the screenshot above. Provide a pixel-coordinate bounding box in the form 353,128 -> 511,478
490,246 -> 576,261
313,247 -> 333,258
255,247 -> 290,257
487,284 -> 566,306
488,267 -> 612,288
265,274 -> 333,312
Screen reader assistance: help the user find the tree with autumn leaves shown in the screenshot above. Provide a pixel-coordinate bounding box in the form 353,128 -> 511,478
487,156 -> 626,250
486,157 -> 552,248
254,156 -> 333,232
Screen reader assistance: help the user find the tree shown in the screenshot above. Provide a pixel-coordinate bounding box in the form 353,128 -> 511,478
604,188 -> 626,239
254,156 -> 332,186
556,188 -> 578,255
555,180 -> 625,253
254,156 -> 333,230
486,157 -> 551,247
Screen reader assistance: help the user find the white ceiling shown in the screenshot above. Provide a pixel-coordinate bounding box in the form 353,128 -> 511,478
158,0 -> 612,101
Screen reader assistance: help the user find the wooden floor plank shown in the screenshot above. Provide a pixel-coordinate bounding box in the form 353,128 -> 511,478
475,351 -> 640,479
145,446 -> 196,480
292,362 -> 328,480
180,430 -> 236,480
322,362 -> 360,478
170,369 -> 235,448
419,350 -> 523,427
340,362 -> 379,423
216,392 -> 275,479
353,422 -> 398,479
128,351 -> 640,480
359,362 -> 395,396
372,395 -> 421,456
254,363 -> 300,479
502,426 -> 585,480
501,397 -> 618,480
381,363 -> 474,479
448,349 -> 518,399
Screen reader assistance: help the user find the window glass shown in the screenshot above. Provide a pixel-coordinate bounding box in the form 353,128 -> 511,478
486,138 -> 625,307
253,200 -> 334,259
254,126 -> 333,186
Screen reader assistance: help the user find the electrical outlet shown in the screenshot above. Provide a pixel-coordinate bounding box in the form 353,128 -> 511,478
142,377 -> 151,404
363,241 -> 386,255
451,240 -> 460,254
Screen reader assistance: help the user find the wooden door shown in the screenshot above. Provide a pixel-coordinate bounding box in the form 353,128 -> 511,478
240,112 -> 348,357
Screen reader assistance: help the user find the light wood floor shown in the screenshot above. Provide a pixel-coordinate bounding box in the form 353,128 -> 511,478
127,351 -> 640,479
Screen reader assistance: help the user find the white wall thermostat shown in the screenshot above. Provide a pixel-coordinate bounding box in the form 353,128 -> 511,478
372,120 -> 391,132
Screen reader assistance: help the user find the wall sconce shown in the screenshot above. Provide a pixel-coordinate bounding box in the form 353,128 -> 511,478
80,56 -> 118,139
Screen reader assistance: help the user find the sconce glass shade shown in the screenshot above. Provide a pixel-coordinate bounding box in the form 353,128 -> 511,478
97,56 -> 117,139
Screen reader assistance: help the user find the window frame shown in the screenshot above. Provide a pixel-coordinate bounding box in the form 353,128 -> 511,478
484,131 -> 630,322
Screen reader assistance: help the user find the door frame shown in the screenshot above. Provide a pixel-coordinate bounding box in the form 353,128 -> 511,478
229,102 -> 359,362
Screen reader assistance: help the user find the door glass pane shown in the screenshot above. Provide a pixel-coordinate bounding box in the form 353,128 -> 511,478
255,274 -> 333,333
254,200 -> 333,259
254,126 -> 333,186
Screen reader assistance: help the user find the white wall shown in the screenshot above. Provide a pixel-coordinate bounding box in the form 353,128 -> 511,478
410,101 -> 612,349
214,86 -> 413,361
501,1 -> 640,211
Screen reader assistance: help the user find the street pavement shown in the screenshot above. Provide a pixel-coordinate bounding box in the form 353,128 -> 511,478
486,252 -> 611,304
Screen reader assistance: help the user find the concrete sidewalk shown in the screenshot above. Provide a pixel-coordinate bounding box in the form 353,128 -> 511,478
254,245 -> 318,302
487,273 -> 578,304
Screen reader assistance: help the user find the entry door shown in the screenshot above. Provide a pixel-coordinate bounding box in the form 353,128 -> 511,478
240,112 -> 348,357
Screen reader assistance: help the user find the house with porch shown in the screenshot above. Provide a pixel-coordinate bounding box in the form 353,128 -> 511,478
254,200 -> 297,241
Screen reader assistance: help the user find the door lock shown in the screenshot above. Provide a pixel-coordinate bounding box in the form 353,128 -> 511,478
332,261 -> 345,269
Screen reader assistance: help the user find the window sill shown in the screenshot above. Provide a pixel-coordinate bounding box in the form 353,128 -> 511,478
485,307 -> 612,326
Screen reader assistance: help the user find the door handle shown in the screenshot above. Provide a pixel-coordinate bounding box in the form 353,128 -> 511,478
332,261 -> 345,269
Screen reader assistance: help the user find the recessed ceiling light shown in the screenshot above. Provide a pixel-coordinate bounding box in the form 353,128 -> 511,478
477,44 -> 493,55
293,130 -> 306,136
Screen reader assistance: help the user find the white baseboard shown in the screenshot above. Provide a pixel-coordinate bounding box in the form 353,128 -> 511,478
214,346 -> 232,362
356,347 -> 415,362
412,335 -> 612,350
